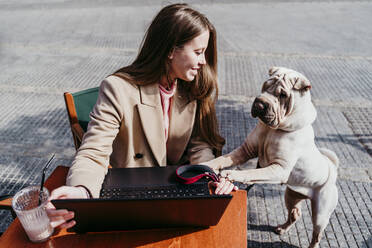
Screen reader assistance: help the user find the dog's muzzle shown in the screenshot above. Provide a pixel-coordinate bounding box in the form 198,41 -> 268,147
251,97 -> 276,125
252,97 -> 268,118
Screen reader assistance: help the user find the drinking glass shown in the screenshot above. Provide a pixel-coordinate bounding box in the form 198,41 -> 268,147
12,186 -> 54,242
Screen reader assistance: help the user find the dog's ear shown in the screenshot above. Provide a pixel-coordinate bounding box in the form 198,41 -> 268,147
261,80 -> 270,92
293,77 -> 311,91
268,67 -> 280,76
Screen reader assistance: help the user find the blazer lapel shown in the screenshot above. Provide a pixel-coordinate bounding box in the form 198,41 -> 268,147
167,90 -> 196,164
136,84 -> 166,166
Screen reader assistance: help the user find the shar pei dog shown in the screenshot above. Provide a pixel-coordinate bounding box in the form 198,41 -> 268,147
204,67 -> 338,248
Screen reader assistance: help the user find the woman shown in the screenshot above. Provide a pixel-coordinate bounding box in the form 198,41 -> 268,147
47,3 -> 237,229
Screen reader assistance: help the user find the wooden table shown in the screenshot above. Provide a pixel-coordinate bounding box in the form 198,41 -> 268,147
0,166 -> 247,248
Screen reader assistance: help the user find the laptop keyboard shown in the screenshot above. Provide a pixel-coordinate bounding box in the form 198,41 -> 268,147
100,183 -> 211,200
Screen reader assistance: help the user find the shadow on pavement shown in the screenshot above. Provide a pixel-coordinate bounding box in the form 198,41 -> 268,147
248,240 -> 299,248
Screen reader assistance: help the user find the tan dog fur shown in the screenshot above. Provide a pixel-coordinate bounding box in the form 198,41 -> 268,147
204,67 -> 338,248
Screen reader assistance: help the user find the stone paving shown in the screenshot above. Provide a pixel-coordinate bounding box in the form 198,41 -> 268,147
0,0 -> 371,247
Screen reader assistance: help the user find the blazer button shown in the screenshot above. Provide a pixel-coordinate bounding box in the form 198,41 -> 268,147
134,153 -> 143,159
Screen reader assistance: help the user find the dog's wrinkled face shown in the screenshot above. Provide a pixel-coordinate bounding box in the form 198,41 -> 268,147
251,67 -> 312,129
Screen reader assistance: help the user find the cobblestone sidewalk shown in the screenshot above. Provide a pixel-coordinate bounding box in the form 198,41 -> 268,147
0,1 -> 371,247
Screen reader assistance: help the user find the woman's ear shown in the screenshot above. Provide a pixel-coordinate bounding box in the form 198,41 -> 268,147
168,48 -> 175,59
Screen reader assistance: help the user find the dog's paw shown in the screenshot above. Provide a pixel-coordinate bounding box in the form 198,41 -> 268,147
202,162 -> 220,174
274,225 -> 288,235
202,161 -> 221,173
220,169 -> 233,178
210,168 -> 220,175
220,170 -> 242,182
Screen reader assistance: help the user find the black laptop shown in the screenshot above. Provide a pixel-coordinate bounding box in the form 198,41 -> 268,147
52,166 -> 232,233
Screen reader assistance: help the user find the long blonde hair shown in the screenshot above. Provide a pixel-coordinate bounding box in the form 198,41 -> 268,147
113,3 -> 225,155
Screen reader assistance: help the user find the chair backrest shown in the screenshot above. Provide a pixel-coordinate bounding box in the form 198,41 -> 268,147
64,87 -> 99,150
72,87 -> 99,132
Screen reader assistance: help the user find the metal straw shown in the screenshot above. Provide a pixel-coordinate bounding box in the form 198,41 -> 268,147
38,154 -> 55,205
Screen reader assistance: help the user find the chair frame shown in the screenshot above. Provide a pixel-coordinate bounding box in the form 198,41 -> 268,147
0,195 -> 16,223
64,92 -> 85,150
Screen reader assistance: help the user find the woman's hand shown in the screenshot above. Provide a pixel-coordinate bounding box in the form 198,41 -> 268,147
211,177 -> 238,195
46,186 -> 89,229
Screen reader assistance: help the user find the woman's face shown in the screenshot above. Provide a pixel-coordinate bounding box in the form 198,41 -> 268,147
168,30 -> 210,82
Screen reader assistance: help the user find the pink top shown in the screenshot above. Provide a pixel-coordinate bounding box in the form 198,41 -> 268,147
159,82 -> 176,141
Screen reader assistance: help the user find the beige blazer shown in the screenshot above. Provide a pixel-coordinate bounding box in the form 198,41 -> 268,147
66,76 -> 215,197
